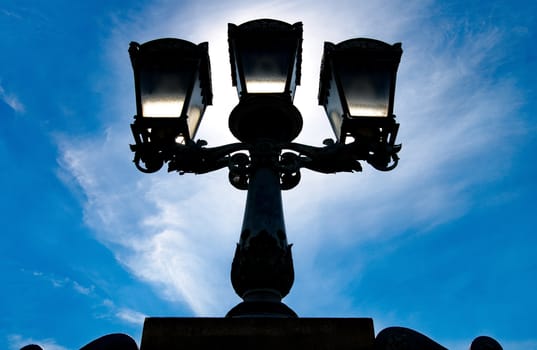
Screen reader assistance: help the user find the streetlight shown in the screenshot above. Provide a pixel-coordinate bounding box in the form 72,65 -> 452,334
126,18 -> 502,350
129,18 -> 401,318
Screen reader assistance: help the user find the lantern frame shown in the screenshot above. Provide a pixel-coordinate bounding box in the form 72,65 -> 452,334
129,38 -> 212,145
228,19 -> 303,101
318,38 -> 402,144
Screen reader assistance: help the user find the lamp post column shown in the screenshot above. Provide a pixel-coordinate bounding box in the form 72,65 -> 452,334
228,143 -> 296,317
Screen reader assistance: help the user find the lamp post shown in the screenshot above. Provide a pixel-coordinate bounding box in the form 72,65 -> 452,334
129,18 -> 402,318
125,18 -> 502,350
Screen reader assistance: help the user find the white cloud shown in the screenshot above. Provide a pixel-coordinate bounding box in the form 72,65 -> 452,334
0,84 -> 25,113
100,299 -> 147,327
58,0 -> 525,318
72,281 -> 94,296
8,334 -> 68,350
27,270 -> 95,296
116,308 -> 147,326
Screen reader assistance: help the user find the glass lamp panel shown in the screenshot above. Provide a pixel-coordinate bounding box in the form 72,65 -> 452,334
185,69 -> 205,140
140,65 -> 195,118
239,40 -> 294,94
323,70 -> 345,141
338,63 -> 392,118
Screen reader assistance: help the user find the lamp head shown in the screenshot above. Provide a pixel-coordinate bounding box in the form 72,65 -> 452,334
130,38 -> 212,145
318,38 -> 402,144
228,19 -> 302,101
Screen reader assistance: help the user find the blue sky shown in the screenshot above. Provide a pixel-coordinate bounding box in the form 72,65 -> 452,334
1,0 -> 536,349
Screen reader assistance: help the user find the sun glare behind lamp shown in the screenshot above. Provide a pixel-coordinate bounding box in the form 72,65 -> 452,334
318,38 -> 402,144
228,19 -> 302,100
129,38 -> 212,146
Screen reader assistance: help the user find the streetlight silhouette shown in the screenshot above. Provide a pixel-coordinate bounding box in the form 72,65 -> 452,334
107,17 -> 501,350
129,19 -> 402,319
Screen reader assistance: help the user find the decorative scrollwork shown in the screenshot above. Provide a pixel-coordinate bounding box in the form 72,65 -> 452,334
367,143 -> 401,171
132,144 -> 164,173
279,152 -> 301,190
228,153 -> 251,190
131,130 -> 400,184
286,140 -> 363,174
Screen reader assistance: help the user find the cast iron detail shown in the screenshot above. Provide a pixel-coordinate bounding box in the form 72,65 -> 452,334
131,121 -> 400,188
230,230 -> 294,299
228,153 -> 251,190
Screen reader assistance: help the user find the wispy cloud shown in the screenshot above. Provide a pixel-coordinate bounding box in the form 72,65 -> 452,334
27,269 -> 95,296
58,0 -> 526,320
24,269 -> 145,327
116,308 -> 147,326
58,133 -> 242,315
100,299 -> 147,326
8,334 -> 68,350
0,84 -> 25,113
73,281 -> 94,296
0,8 -> 23,20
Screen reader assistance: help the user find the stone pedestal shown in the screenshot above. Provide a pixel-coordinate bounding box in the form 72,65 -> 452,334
140,317 -> 375,350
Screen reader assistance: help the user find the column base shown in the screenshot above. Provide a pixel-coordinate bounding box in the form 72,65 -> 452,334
140,317 -> 374,350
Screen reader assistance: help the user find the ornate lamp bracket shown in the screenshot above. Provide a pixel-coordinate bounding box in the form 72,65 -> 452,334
131,131 -> 401,190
